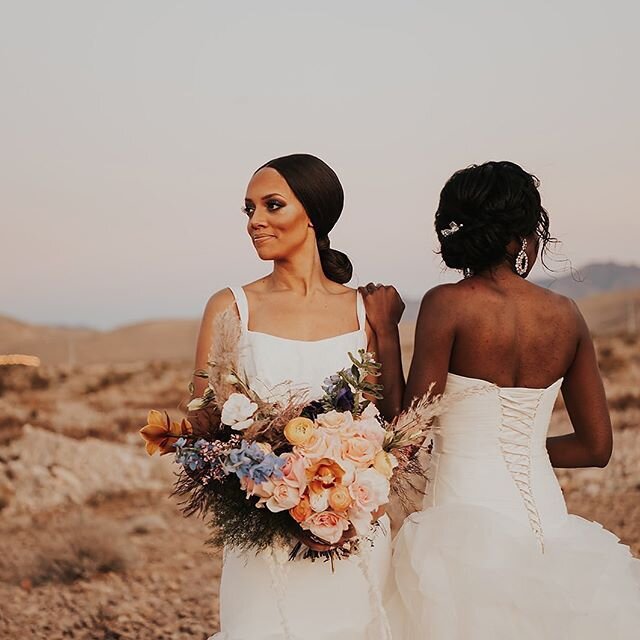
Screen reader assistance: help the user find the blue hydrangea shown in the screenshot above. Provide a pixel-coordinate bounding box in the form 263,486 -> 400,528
249,455 -> 285,484
175,442 -> 205,471
322,374 -> 341,394
223,440 -> 285,483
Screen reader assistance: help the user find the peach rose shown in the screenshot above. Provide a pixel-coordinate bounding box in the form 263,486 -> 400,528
280,452 -> 308,490
316,410 -> 354,432
328,485 -> 352,512
295,430 -> 326,459
284,417 -> 315,446
372,450 -> 399,479
352,417 -> 387,447
342,435 -> 379,468
290,494 -> 313,523
266,481 -> 302,513
300,511 -> 350,545
243,478 -> 277,507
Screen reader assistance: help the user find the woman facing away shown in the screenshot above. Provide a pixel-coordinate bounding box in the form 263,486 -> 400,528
190,154 -> 397,640
364,161 -> 640,639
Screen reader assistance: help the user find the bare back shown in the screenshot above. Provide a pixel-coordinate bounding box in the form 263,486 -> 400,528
404,271 -> 613,468
448,277 -> 577,388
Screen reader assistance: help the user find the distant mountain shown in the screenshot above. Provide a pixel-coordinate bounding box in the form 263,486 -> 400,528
0,315 -> 198,366
537,262 -> 640,299
2,262 -> 639,365
577,288 -> 640,336
400,262 -> 640,322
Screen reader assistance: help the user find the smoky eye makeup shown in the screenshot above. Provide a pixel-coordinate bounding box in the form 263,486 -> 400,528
265,199 -> 285,211
242,202 -> 255,216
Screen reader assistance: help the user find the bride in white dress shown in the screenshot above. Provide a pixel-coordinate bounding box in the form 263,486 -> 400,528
363,161 -> 640,639
191,154 -> 396,639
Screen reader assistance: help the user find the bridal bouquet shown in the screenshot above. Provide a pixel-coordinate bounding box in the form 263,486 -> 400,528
139,309 -> 441,559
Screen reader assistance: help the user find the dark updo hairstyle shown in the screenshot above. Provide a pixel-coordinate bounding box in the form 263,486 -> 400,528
256,153 -> 353,284
435,161 -> 553,275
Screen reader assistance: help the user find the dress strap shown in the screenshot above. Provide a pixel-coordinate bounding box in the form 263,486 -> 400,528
228,286 -> 249,329
356,290 -> 367,331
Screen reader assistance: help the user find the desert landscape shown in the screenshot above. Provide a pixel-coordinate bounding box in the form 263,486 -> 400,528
1,282 -> 639,639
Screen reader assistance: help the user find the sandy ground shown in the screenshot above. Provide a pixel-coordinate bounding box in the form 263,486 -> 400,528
0,332 -> 638,638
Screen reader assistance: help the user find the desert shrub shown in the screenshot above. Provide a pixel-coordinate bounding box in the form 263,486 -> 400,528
0,415 -> 24,446
0,512 -> 135,586
84,369 -> 134,394
596,345 -> 627,375
609,393 -> 640,412
0,365 -> 42,395
30,371 -> 50,390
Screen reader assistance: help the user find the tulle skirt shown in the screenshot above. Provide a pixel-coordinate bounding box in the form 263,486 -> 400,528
389,504 -> 640,640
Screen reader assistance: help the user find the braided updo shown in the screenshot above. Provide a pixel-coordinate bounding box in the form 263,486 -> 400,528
435,161 -> 552,275
256,154 -> 353,284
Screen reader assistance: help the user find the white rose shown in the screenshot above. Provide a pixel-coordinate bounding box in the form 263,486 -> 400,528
309,487 -> 330,512
221,392 -> 258,430
361,403 -> 380,419
349,468 -> 390,513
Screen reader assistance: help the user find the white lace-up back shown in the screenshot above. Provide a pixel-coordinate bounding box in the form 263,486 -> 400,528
391,371 -> 640,639
427,372 -> 567,542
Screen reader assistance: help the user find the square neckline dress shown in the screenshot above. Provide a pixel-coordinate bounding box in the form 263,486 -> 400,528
211,286 -> 393,640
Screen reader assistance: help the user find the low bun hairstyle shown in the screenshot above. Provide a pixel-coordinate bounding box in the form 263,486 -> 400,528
256,154 -> 353,284
435,161 -> 552,275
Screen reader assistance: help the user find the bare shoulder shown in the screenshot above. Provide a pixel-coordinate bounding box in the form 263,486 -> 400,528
329,282 -> 357,297
418,282 -> 465,315
201,287 -> 236,321
529,281 -> 583,325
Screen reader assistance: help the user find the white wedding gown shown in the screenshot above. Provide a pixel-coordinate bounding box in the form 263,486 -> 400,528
391,372 -> 640,639
211,287 -> 392,640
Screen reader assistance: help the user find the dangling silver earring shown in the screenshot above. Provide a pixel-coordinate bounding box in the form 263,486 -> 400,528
463,267 -> 473,279
515,238 -> 529,276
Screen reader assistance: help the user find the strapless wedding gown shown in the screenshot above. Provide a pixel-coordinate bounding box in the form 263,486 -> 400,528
210,287 -> 392,640
391,373 -> 640,639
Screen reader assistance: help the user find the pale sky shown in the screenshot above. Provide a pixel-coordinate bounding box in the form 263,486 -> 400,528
2,0 -> 639,329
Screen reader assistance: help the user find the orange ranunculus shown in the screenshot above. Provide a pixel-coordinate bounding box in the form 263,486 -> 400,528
306,458 -> 346,492
328,485 -> 353,512
283,417 -> 315,446
290,493 -> 313,523
139,410 -> 192,456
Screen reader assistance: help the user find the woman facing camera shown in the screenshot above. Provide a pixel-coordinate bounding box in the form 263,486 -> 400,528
191,154 -> 394,640
366,161 -> 640,639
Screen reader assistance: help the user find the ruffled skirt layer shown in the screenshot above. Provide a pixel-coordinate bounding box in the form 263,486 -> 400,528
389,504 -> 640,640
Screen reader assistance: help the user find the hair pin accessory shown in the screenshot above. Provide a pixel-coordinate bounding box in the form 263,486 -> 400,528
440,221 -> 464,237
